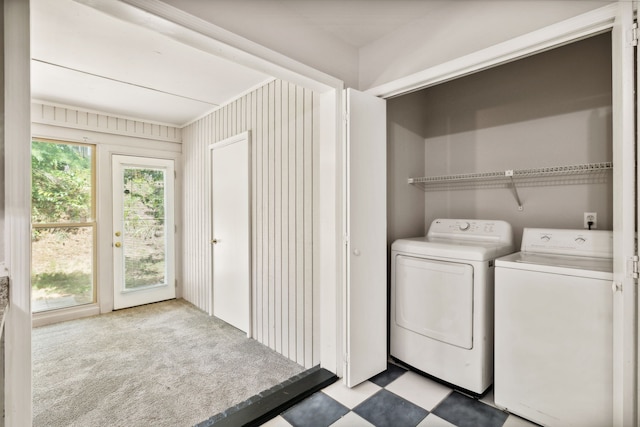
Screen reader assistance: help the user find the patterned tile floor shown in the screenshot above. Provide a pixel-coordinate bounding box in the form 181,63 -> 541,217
260,364 -> 539,427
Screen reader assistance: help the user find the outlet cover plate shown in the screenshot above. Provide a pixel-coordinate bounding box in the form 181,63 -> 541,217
584,212 -> 597,229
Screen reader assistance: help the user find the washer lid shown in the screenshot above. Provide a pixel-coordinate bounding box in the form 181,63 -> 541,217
392,236 -> 515,261
496,251 -> 613,279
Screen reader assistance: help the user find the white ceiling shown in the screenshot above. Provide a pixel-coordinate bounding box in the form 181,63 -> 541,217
160,0 -> 443,49
31,0 -> 273,126
31,0 -> 440,127
280,0 -> 442,47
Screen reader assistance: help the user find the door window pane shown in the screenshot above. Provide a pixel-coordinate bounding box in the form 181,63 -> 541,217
122,167 -> 166,289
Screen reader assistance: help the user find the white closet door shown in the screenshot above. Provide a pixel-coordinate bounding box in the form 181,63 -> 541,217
344,88 -> 387,387
611,2 -> 637,426
210,132 -> 251,335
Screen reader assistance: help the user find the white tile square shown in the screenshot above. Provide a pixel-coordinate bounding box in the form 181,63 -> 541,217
417,414 -> 457,427
330,411 -> 376,427
385,371 -> 452,410
321,380 -> 381,409
260,415 -> 293,426
503,413 -> 541,427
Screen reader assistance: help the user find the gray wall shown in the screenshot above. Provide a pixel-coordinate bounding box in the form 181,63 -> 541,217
387,32 -> 612,249
387,90 -> 426,246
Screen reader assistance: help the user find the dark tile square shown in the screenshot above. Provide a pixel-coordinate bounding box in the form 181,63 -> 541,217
353,389 -> 428,427
282,391 -> 349,427
432,392 -> 508,427
368,363 -> 407,387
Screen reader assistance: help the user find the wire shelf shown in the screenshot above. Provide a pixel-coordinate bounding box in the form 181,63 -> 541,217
408,162 -> 612,185
408,162 -> 613,211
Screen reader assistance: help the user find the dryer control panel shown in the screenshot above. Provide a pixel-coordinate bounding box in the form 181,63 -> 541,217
427,219 -> 513,244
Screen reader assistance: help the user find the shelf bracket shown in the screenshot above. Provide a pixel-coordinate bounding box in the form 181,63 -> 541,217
505,170 -> 523,211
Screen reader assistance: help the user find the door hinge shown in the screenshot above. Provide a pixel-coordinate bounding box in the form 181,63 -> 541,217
175,279 -> 178,288
343,234 -> 349,246
631,22 -> 638,46
175,224 -> 177,233
628,255 -> 639,279
174,170 -> 177,179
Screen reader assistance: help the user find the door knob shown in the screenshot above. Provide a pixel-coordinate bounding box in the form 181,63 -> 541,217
115,242 -> 122,248
115,231 -> 121,237
211,239 -> 218,244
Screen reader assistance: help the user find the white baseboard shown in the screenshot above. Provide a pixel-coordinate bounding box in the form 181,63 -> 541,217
32,304 -> 100,328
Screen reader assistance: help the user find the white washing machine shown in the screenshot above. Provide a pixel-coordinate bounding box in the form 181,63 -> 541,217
390,218 -> 515,395
494,228 -> 614,427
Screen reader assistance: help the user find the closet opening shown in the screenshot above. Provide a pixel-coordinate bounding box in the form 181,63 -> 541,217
386,31 -> 613,250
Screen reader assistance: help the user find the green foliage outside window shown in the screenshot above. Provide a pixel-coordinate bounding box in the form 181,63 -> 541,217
123,168 -> 165,225
31,140 -> 94,311
31,140 -> 92,224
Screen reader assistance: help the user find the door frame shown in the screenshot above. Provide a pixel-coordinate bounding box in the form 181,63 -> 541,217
367,3 -> 636,425
366,4 -> 620,98
97,145 -> 182,314
5,0 -> 32,424
111,154 -> 176,310
208,131 -> 252,336
612,3 -> 637,426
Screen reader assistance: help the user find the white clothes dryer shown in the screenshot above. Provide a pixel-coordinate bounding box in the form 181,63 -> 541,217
390,218 -> 515,395
494,228 -> 614,427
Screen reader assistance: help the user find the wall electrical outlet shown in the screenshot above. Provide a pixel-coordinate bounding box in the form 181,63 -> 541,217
584,212 -> 597,229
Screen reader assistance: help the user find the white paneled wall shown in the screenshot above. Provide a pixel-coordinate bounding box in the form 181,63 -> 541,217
31,102 -> 181,143
182,80 -> 317,367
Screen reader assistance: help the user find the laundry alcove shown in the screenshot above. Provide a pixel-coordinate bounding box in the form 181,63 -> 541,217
386,31 -> 613,250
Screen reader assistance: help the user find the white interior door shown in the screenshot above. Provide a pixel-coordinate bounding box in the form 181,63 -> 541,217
112,155 -> 176,310
210,132 -> 251,334
612,3 -> 638,426
344,88 -> 387,387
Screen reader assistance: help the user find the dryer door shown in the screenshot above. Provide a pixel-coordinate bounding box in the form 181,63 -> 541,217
395,255 -> 473,349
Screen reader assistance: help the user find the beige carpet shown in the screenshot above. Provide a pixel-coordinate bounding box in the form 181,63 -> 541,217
32,299 -> 305,427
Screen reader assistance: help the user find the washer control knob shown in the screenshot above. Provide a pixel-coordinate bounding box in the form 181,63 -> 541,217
459,222 -> 470,231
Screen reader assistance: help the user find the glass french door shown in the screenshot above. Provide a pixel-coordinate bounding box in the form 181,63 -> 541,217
112,155 -> 175,310
31,139 -> 96,312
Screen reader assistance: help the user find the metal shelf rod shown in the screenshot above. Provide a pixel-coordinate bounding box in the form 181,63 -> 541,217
506,171 -> 523,211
